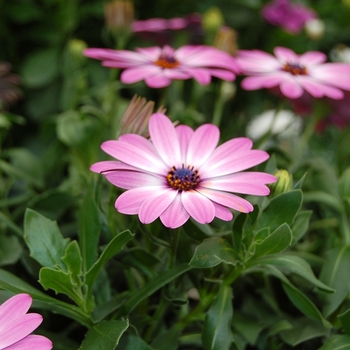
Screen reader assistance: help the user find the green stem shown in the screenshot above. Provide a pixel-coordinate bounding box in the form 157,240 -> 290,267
340,211 -> 350,245
212,82 -> 225,126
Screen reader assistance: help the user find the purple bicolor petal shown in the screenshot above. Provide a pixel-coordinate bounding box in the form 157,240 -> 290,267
198,188 -> 253,213
4,335 -> 53,350
115,186 -> 165,214
176,125 -> 194,164
101,140 -> 167,174
149,113 -> 181,167
139,189 -> 178,224
0,294 -> 32,325
181,191 -> 215,224
186,124 -> 220,167
160,195 -> 190,228
0,314 -> 43,348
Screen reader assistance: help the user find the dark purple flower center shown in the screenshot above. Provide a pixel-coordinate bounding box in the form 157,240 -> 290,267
282,62 -> 307,75
167,165 -> 200,191
154,54 -> 179,69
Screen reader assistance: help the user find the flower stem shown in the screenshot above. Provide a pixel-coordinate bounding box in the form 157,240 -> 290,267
212,81 -> 225,127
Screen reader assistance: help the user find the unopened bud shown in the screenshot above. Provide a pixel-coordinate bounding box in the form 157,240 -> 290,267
202,7 -> 224,33
68,39 -> 88,63
213,26 -> 238,56
304,19 -> 325,40
270,169 -> 293,196
104,0 -> 134,32
221,81 -> 236,101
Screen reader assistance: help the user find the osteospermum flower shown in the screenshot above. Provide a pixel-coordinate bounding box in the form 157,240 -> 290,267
84,45 -> 239,88
91,113 -> 276,228
0,293 -> 52,350
237,46 -> 350,99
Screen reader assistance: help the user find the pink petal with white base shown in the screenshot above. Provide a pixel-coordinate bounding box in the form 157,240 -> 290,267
186,124 -> 220,167
181,191 -> 216,224
4,335 -> 52,350
160,195 -> 190,228
149,113 -> 181,167
139,189 -> 178,224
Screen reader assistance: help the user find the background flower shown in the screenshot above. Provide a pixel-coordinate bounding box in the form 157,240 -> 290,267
91,113 -> 276,228
237,46 -> 350,99
84,45 -> 239,88
0,293 -> 52,350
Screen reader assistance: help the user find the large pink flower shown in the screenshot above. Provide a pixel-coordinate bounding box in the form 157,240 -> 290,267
262,0 -> 316,34
237,47 -> 350,99
0,293 -> 52,350
84,45 -> 239,88
91,113 -> 276,229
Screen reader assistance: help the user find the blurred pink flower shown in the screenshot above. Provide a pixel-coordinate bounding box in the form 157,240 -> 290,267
237,46 -> 350,99
262,0 -> 316,34
0,293 -> 52,350
91,113 -> 276,228
84,45 -> 239,88
132,14 -> 201,32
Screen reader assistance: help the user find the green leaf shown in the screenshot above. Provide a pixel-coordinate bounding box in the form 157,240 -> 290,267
78,188 -> 102,272
252,223 -> 293,258
39,267 -> 83,307
303,191 -> 343,212
24,209 -> 70,269
117,332 -> 155,350
151,327 -> 179,350
0,268 -> 91,326
189,237 -> 239,268
247,254 -> 334,292
291,210 -> 312,245
339,308 -> 350,335
319,246 -> 350,317
0,234 -> 22,266
85,230 -> 134,296
21,48 -> 59,87
120,264 -> 192,316
318,335 -> 350,350
256,190 -> 302,232
62,241 -> 83,287
202,284 -> 233,350
79,320 -> 129,350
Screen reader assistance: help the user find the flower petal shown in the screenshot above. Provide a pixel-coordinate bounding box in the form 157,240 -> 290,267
0,294 -> 32,325
186,124 -> 220,167
144,73 -> 172,88
160,195 -> 190,228
274,47 -> 299,63
176,125 -> 194,164
197,188 -> 253,213
181,67 -> 211,85
181,190 -> 215,224
105,170 -> 164,189
149,113 -> 181,167
90,161 -> 137,174
212,202 -> 233,221
139,189 -> 178,224
241,75 -> 283,90
115,186 -> 165,214
4,335 -> 52,350
120,66 -> 161,84
0,313 -> 43,348
280,77 -> 303,98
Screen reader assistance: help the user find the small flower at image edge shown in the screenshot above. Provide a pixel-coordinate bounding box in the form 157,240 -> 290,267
91,113 -> 276,229
84,45 -> 240,88
236,46 -> 350,99
0,293 -> 52,350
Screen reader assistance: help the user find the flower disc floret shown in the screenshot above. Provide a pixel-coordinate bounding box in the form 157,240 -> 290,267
282,62 -> 307,75
91,113 -> 276,229
154,54 -> 180,69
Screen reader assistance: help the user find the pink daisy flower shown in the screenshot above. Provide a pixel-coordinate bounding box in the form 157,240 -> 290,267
262,0 -> 316,34
91,113 -> 276,229
237,46 -> 350,99
0,293 -> 52,350
84,45 -> 239,88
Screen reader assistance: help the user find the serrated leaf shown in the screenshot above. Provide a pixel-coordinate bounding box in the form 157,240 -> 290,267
79,320 -> 129,350
24,209 -> 70,269
202,284 -> 233,350
247,254 -> 334,292
256,190 -> 302,232
253,223 -> 292,258
189,237 -> 238,268
318,335 -> 350,350
319,246 -> 350,317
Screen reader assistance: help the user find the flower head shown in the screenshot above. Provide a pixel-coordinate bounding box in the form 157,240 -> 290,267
91,113 -> 276,228
237,46 -> 350,99
84,45 -> 239,88
0,293 -> 52,350
262,0 -> 317,34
